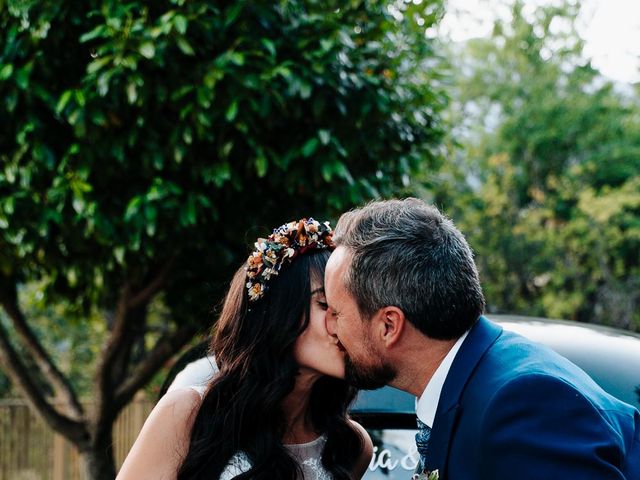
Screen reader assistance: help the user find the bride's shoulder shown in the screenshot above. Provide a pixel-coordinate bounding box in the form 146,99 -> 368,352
145,387 -> 207,444
117,388 -> 203,479
133,387 -> 203,446
349,418 -> 373,450
155,387 -> 204,422
349,419 -> 374,478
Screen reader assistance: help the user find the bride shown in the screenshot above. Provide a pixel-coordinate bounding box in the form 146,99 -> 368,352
117,218 -> 373,479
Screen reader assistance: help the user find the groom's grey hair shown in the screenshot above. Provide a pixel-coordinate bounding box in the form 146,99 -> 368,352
333,198 -> 485,340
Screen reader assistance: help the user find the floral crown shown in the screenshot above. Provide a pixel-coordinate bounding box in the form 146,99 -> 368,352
245,218 -> 335,302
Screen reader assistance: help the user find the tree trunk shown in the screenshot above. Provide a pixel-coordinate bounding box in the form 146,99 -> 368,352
80,441 -> 117,480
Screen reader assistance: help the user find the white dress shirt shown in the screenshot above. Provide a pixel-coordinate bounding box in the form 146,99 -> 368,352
415,330 -> 469,428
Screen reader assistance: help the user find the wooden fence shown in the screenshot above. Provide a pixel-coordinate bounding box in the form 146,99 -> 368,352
0,397 -> 155,480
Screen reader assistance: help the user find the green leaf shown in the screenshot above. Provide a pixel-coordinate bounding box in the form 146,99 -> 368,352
318,129 -> 331,145
255,154 -> 268,177
67,269 -> 78,287
301,138 -> 319,157
211,162 -> 231,187
273,65 -> 291,79
229,52 -> 245,66
174,146 -> 185,163
321,162 -> 333,182
74,90 -> 86,107
225,101 -> 238,122
15,67 -> 30,89
320,38 -> 333,52
0,64 -> 14,80
124,196 -> 142,221
224,3 -> 243,28
174,15 -> 188,35
182,195 -> 197,225
3,197 -> 15,215
221,141 -> 234,158
182,127 -> 193,144
56,90 -> 74,114
334,161 -> 354,184
6,91 -> 17,112
176,37 -> 195,56
97,71 -> 112,95
299,81 -> 312,99
114,247 -> 125,265
262,38 -> 276,57
87,57 -> 111,75
72,197 -> 85,214
139,42 -> 156,59
126,82 -> 137,104
359,178 -> 379,198
144,203 -> 157,223
79,25 -> 106,43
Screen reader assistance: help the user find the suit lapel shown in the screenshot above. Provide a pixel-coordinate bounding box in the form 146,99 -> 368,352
424,316 -> 502,477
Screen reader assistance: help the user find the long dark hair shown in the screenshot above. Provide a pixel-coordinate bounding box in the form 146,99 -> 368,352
177,250 -> 363,479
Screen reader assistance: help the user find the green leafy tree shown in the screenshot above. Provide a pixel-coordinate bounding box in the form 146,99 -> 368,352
0,282 -> 108,399
440,0 -> 640,329
0,0 -> 446,478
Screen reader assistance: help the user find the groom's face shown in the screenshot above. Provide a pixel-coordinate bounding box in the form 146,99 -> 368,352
325,247 -> 396,390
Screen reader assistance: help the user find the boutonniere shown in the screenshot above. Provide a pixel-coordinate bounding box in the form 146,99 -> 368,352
412,469 -> 439,480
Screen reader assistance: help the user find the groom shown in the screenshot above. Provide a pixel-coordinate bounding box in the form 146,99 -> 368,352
324,198 -> 639,479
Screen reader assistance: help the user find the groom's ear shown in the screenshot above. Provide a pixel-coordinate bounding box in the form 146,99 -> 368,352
374,306 -> 406,348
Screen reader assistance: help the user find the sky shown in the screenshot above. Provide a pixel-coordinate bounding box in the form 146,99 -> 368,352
438,0 -> 640,84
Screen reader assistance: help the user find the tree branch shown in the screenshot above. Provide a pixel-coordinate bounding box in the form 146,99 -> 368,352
94,258 -> 179,439
113,323 -> 197,410
0,284 -> 84,420
127,256 -> 176,309
95,283 -> 132,410
111,304 -> 147,390
0,319 -> 89,446
98,257 -> 176,397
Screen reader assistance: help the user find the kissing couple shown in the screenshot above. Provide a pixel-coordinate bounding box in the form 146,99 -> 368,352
119,198 -> 639,480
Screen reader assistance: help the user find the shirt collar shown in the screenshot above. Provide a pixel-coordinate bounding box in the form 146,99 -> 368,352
415,330 -> 469,428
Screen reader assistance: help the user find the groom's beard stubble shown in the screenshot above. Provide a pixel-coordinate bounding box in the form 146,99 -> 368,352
344,352 -> 396,390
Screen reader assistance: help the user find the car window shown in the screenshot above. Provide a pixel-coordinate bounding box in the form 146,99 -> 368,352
352,386 -> 415,415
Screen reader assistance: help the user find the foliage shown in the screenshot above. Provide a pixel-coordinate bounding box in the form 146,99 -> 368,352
1,0 -> 446,317
439,0 -> 640,330
0,282 -> 125,399
0,0 -> 447,476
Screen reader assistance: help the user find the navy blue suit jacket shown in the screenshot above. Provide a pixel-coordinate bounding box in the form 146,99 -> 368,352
424,316 -> 640,479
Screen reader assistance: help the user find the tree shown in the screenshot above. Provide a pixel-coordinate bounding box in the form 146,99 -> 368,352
0,281 -> 108,399
439,0 -> 640,329
0,0 -> 447,478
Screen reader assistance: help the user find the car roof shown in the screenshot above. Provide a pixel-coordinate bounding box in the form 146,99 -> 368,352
351,315 -> 640,413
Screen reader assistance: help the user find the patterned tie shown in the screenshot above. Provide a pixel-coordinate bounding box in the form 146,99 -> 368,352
415,417 -> 432,473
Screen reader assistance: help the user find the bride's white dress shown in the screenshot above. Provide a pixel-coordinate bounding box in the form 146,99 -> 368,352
189,385 -> 332,480
220,434 -> 332,480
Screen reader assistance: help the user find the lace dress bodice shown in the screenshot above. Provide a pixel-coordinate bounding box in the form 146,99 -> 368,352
220,434 -> 332,480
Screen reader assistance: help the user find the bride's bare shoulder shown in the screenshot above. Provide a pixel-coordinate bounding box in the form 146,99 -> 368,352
154,387 -> 204,423
137,387 -> 203,441
116,388 -> 203,479
349,419 -> 374,479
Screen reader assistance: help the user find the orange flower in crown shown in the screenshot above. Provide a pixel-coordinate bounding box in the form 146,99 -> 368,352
245,218 -> 334,302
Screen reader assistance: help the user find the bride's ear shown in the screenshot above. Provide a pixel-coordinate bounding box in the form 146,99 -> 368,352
374,306 -> 406,348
